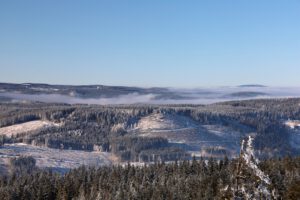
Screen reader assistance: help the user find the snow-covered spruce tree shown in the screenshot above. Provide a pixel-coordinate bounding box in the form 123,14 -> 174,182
234,136 -> 274,199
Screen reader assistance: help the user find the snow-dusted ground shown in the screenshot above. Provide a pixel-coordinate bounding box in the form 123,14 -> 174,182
128,113 -> 247,158
0,120 -> 60,138
0,143 -> 113,173
238,136 -> 272,198
242,136 -> 270,185
130,113 -> 197,131
285,120 -> 300,129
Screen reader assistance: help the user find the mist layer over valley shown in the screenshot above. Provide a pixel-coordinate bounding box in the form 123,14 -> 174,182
1,83 -> 300,105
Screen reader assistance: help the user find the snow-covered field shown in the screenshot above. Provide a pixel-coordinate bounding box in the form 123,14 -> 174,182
0,120 -> 60,137
128,113 -> 247,158
128,113 -> 200,143
285,120 -> 300,129
0,143 -> 113,173
131,113 -> 198,131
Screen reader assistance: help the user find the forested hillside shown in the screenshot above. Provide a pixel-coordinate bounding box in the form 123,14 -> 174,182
0,155 -> 299,200
1,98 -> 300,163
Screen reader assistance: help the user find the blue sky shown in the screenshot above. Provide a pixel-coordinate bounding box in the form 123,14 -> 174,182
0,1 -> 299,87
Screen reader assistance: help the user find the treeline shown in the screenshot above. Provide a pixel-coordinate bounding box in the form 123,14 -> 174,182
110,136 -> 188,162
0,156 -> 299,200
0,103 -> 75,127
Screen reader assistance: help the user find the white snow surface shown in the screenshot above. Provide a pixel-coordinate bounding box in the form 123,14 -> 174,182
0,143 -> 113,172
242,136 -> 271,185
0,120 -> 61,138
239,136 -> 272,199
285,120 -> 300,129
128,113 -> 245,158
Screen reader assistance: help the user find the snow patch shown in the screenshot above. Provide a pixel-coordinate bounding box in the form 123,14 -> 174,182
0,120 -> 61,138
0,143 -> 113,172
285,120 -> 300,129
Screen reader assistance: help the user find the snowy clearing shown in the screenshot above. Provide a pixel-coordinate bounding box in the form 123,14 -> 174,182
0,143 -> 113,173
285,120 -> 300,129
130,113 -> 198,131
0,120 -> 60,137
128,113 -> 247,158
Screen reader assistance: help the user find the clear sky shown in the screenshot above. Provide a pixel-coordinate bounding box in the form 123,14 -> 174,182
0,1 -> 299,87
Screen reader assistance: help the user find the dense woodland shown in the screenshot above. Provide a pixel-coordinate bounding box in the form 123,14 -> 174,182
0,99 -> 300,199
0,156 -> 299,200
1,98 -> 300,161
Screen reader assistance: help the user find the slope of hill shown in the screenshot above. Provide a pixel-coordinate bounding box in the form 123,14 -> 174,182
127,112 -> 248,158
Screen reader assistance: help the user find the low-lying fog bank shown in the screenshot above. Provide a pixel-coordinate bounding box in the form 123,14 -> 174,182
1,85 -> 300,105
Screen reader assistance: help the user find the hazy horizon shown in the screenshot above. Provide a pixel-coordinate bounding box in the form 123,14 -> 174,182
1,81 -> 300,89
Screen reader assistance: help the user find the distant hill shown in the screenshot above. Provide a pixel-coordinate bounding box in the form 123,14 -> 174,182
0,82 -> 165,98
0,82 -> 299,105
238,84 -> 267,88
227,91 -> 269,98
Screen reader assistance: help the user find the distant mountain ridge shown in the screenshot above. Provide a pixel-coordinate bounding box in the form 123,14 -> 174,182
0,82 -> 299,105
238,84 -> 267,88
226,91 -> 268,98
0,82 -> 166,98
